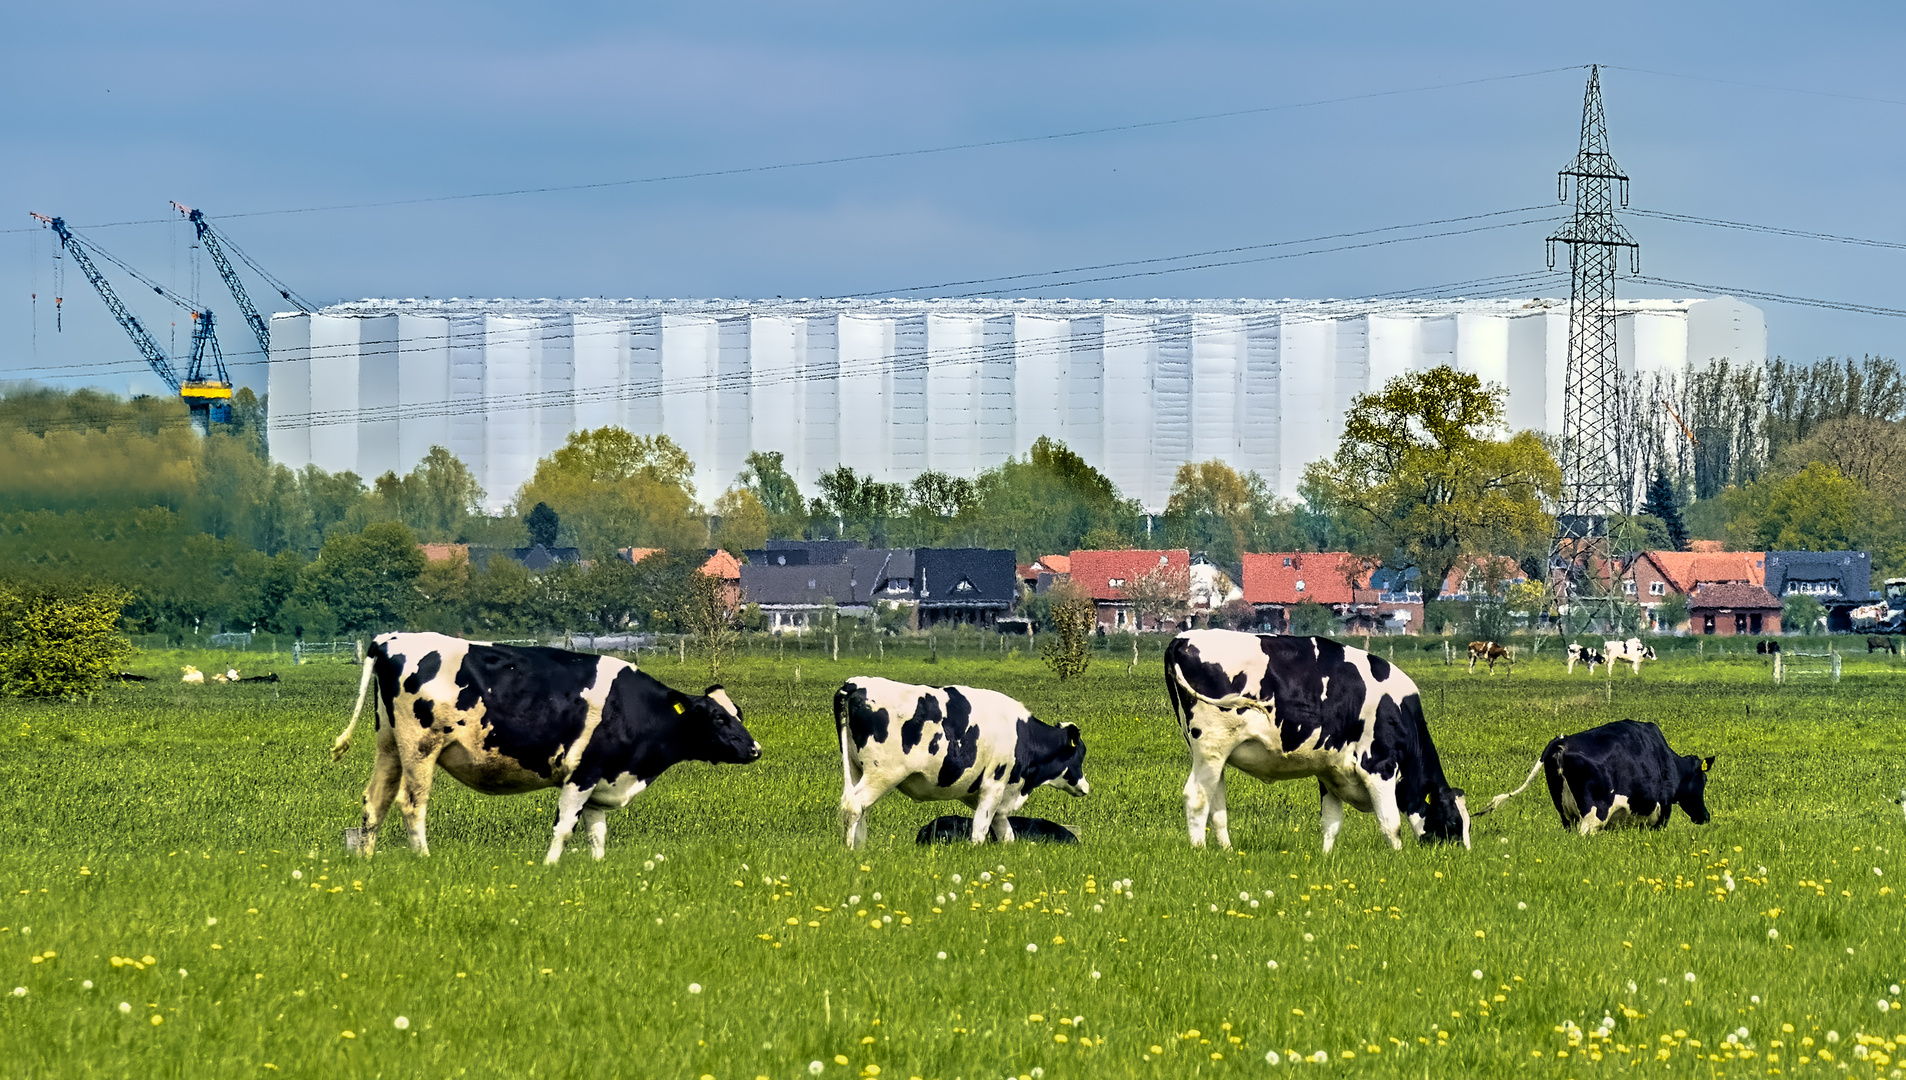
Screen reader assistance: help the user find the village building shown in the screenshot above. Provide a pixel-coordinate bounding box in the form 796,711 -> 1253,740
915,549 -> 1019,628
1765,550 -> 1873,632
1240,552 -> 1373,632
1067,549 -> 1192,631
1687,581 -> 1783,636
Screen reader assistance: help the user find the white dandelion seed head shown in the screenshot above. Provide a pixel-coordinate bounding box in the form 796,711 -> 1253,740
205,917 -> 217,927
1881,1000 -> 1893,1013
872,892 -> 882,901
881,915 -> 891,924
1264,890 -> 1274,898
643,861 -> 655,871
81,980 -> 93,990
936,952 -> 947,960
1517,901 -> 1527,910
1250,899 -> 1260,908
1828,1030 -> 1841,1043
1627,981 -> 1638,993
809,1063 -> 824,1076
1751,995 -> 1761,1004
291,870 -> 303,880
1685,972 -> 1697,982
1267,960 -> 1279,969
1032,1069 -> 1045,1079
1472,969 -> 1484,980
1769,928 -> 1780,939
1310,1050 -> 1329,1063
1026,943 -> 1038,953
118,1002 -> 131,1013
936,894 -> 946,905
688,983 -> 702,994
394,1016 -> 410,1030
950,874 -> 962,884
1002,883 -> 1014,894
979,872 -> 992,883
1265,1051 -> 1281,1065
996,864 -> 1006,873
1093,904 -> 1102,912
9,987 -> 23,997
654,853 -> 665,862
1073,1015 -> 1084,1027
1737,1027 -> 1750,1039
1240,891 -> 1250,902
1209,903 -> 1218,912
848,895 -> 860,905
1758,866 -> 1768,876
1303,933 -> 1314,943
1090,970 -> 1101,979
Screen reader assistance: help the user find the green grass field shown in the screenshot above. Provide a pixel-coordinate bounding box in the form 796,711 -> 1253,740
3,635 -> 1905,1079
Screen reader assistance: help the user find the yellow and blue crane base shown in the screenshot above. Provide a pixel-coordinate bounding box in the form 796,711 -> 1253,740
181,380 -> 234,429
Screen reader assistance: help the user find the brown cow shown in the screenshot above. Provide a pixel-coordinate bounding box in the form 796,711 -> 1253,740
1467,640 -> 1512,674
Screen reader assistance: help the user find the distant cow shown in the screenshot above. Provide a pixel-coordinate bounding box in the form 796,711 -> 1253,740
1466,641 -> 1511,675
1478,719 -> 1713,835
1565,643 -> 1605,674
238,672 -> 281,683
1756,640 -> 1782,655
1164,629 -> 1469,852
916,815 -> 1078,844
332,632 -> 760,862
180,666 -> 204,684
1868,635 -> 1900,656
835,677 -> 1088,848
1603,638 -> 1658,674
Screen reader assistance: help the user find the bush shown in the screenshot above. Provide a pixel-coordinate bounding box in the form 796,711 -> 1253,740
1655,593 -> 1689,632
1288,601 -> 1335,636
1782,593 -> 1824,634
1422,600 -> 1463,636
1041,584 -> 1096,682
1212,597 -> 1259,631
0,585 -> 133,699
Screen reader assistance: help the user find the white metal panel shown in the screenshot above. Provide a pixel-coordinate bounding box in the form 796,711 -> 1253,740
926,313 -> 983,476
267,313 -> 311,470
889,315 -> 927,482
978,316 -> 1015,468
1011,315 -> 1068,456
837,315 -> 891,482
482,316 -> 540,508
802,314 -> 840,483
1504,310 -> 1551,434
1542,308 -> 1571,433
306,314 -> 361,477
1065,316 -> 1106,471
447,315 -> 489,506
571,316 -> 624,433
1366,315 -> 1418,390
537,316 -> 574,462
715,317 -> 753,492
1456,313 -> 1511,397
395,314 -> 450,472
623,315 -> 662,438
660,316 -> 718,500
1103,314 -> 1158,507
355,315 -> 401,479
1685,296 -> 1764,368
1279,315 -> 1332,496
1190,312 -> 1245,465
1239,315 -> 1281,489
1628,310 -> 1686,378
747,315 -> 805,484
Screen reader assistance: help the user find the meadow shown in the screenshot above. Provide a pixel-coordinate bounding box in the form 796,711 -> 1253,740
2,632 -> 1905,1079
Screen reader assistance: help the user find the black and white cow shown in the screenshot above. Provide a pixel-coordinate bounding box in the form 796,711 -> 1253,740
835,676 -> 1088,848
1603,637 -> 1659,674
1164,630 -> 1470,852
1478,719 -> 1713,835
1565,642 -> 1606,674
331,632 -> 761,862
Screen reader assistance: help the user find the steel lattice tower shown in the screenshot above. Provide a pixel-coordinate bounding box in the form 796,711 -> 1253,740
1547,65 -> 1639,631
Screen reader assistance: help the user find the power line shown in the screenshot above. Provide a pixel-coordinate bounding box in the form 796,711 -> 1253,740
2,66 -> 1585,235
1605,65 -> 1906,110
1634,275 -> 1906,321
1627,208 -> 1906,252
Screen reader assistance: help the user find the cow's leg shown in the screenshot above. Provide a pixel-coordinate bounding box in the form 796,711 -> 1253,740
1182,753 -> 1228,848
971,786 -> 1007,844
582,805 -> 610,861
1368,777 -> 1406,851
839,775 -> 895,850
394,745 -> 443,856
1209,771 -> 1233,850
1320,783 -> 1346,853
545,783 -> 593,864
357,727 -> 403,858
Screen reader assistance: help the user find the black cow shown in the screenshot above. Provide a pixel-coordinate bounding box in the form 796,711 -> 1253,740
1868,635 -> 1899,656
916,815 -> 1078,844
836,676 -> 1088,847
1164,629 -> 1469,852
332,632 -> 760,862
1756,640 -> 1781,655
1478,719 -> 1713,834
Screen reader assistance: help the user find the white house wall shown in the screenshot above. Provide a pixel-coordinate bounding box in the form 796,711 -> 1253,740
267,297 -> 1766,513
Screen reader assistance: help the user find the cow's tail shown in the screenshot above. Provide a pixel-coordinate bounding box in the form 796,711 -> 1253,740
332,654 -> 378,762
1475,757 -> 1546,816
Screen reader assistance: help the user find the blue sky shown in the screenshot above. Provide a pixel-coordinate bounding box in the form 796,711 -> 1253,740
3,1 -> 1903,395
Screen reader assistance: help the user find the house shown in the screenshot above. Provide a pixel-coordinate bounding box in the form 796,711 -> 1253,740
1622,550 -> 1765,630
1688,582 -> 1783,637
1765,550 -> 1872,632
1067,549 -> 1192,631
1239,552 -> 1372,631
845,548 -> 918,604
1188,553 -> 1244,613
418,543 -> 470,564
738,564 -> 861,632
470,544 -> 584,573
1439,555 -> 1529,600
744,539 -> 864,567
620,548 -> 745,610
1019,554 -> 1070,594
1364,566 -> 1425,633
915,548 -> 1019,628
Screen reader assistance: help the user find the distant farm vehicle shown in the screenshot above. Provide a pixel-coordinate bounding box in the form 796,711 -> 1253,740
1850,578 -> 1906,635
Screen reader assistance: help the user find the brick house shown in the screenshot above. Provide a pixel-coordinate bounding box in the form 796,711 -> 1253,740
1240,552 -> 1374,631
1067,549 -> 1191,631
1622,551 -> 1765,630
1687,582 -> 1783,636
1765,550 -> 1872,632
622,548 -> 744,610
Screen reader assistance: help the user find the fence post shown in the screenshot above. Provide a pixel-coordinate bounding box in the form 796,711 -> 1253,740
355,640 -> 364,664
1443,641 -> 1452,666
1772,651 -> 1783,685
1832,650 -> 1842,684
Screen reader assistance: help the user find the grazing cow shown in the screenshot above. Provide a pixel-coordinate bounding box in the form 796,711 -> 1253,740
1603,638 -> 1658,674
180,666 -> 204,684
1164,629 -> 1469,852
113,672 -> 152,682
1756,640 -> 1782,655
1565,643 -> 1606,674
1868,635 -> 1900,656
238,672 -> 281,683
1466,640 -> 1511,674
916,815 -> 1078,845
331,632 -> 761,862
835,676 -> 1088,848
1477,719 -> 1713,835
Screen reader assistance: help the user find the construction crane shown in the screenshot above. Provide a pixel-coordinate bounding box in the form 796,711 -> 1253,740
169,201 -> 313,361
30,213 -> 232,429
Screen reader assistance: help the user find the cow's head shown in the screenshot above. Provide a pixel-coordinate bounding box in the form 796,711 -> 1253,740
1045,722 -> 1090,797
684,686 -> 762,765
1675,754 -> 1715,824
1416,786 -> 1471,848
1643,644 -> 1659,661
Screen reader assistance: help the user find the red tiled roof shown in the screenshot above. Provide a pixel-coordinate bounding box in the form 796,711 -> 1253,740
1439,555 -> 1528,598
418,543 -> 469,564
1642,551 -> 1765,594
1033,554 -> 1071,575
1066,549 -> 1190,601
1240,552 -> 1370,605
1688,581 -> 1781,610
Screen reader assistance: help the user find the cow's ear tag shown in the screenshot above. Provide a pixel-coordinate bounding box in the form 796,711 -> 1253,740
1700,758 -> 1709,772
673,702 -> 685,714
1424,793 -> 1432,805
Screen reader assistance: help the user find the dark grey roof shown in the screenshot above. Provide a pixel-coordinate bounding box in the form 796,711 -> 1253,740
1765,550 -> 1870,600
739,564 -> 856,607
763,539 -> 862,565
471,544 -> 582,572
745,548 -> 811,567
916,548 -> 1018,608
845,548 -> 917,603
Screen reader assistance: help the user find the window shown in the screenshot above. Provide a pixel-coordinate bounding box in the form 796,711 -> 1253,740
1649,581 -> 1666,596
1295,580 -> 1306,592
1750,613 -> 1763,634
1623,580 -> 1637,595
1283,557 -> 1293,567
1703,615 -> 1716,635
1109,577 -> 1125,588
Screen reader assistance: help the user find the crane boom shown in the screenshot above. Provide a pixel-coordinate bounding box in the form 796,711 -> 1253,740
172,202 -> 269,360
30,213 -> 181,394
